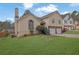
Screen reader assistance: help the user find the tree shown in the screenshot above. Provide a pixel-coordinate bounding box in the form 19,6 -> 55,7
0,20 -> 14,33
71,10 -> 79,21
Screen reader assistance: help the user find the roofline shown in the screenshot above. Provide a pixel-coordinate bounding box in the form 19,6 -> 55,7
16,10 -> 63,22
41,11 -> 63,20
16,10 -> 41,22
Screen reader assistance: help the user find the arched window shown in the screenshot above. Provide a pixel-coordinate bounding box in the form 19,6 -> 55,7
28,20 -> 34,31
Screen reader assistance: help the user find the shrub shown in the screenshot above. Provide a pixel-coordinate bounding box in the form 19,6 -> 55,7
36,21 -> 49,35
36,25 -> 43,34
10,34 -> 16,38
43,27 -> 49,35
36,25 -> 49,35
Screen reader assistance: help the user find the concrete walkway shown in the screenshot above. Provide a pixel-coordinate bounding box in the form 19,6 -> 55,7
53,34 -> 79,38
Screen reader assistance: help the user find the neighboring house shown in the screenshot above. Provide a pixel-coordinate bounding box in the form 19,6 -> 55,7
14,8 -> 63,37
74,21 -> 79,30
76,24 -> 79,29
62,13 -> 74,30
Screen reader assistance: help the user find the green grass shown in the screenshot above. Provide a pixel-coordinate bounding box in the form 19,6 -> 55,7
0,35 -> 79,55
64,30 -> 79,34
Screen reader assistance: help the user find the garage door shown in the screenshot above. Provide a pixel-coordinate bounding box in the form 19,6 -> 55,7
56,28 -> 62,34
68,27 -> 71,30
49,28 -> 56,35
49,28 -> 62,35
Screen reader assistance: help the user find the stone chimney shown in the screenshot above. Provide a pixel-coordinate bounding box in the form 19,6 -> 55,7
15,8 -> 19,21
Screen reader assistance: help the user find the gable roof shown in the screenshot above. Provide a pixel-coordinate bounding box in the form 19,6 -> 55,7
41,11 -> 62,20
19,10 -> 40,20
16,10 -> 62,22
61,13 -> 72,20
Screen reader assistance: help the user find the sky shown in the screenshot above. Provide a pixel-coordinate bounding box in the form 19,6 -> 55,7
0,3 -> 79,22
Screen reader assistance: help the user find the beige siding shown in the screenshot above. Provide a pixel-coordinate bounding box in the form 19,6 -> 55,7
42,13 -> 63,28
15,11 -> 64,37
15,14 -> 40,37
14,21 -> 18,36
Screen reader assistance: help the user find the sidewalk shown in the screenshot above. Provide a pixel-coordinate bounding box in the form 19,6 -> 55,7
53,34 -> 79,38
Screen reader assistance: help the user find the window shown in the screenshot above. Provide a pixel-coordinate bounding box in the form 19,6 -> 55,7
70,21 -> 72,24
59,20 -> 61,24
64,20 -> 67,24
28,20 -> 34,31
52,20 -> 55,23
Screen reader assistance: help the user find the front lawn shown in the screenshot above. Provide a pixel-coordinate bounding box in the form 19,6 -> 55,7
64,30 -> 79,34
0,35 -> 79,55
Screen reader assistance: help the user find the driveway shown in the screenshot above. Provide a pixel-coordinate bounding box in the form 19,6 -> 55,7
53,34 -> 79,38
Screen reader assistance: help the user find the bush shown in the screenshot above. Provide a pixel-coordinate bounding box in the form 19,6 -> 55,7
36,25 -> 43,34
36,25 -> 49,35
43,27 -> 49,35
36,21 -> 49,35
10,34 -> 16,38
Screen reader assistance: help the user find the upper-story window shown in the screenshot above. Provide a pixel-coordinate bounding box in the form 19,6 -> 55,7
64,20 -> 67,24
52,19 -> 55,23
70,21 -> 72,24
58,20 -> 61,24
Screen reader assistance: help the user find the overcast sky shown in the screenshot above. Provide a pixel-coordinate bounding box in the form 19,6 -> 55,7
0,3 -> 79,22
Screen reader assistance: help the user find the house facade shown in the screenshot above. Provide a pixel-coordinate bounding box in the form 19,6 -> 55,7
42,11 -> 63,35
14,8 -> 63,37
14,8 -> 40,37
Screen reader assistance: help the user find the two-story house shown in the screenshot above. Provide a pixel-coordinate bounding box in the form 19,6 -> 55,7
62,13 -> 74,30
42,11 -> 63,35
